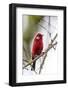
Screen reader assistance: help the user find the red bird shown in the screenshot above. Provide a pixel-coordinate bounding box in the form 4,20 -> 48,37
31,33 -> 43,70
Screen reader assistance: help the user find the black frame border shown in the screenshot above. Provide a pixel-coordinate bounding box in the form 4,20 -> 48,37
9,3 -> 66,86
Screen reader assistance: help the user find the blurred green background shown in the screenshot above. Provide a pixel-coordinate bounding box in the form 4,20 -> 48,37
23,16 -> 44,60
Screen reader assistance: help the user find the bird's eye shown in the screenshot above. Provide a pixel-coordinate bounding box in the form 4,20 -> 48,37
36,36 -> 40,40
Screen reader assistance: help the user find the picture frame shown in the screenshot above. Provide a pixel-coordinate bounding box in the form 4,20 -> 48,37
9,3 -> 66,86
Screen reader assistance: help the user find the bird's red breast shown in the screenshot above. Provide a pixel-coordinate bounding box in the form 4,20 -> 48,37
32,33 -> 43,59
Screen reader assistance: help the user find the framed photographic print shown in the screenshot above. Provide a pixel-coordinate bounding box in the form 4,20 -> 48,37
9,3 -> 66,86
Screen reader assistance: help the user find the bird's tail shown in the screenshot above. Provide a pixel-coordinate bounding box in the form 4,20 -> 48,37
31,57 -> 36,70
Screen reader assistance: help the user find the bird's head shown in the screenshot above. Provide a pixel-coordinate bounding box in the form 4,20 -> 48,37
35,33 -> 43,40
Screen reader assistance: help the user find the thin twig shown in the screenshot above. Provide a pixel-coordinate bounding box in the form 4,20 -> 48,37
23,59 -> 29,63
38,23 -> 51,37
39,54 -> 47,74
51,33 -> 57,44
23,59 -> 37,74
42,18 -> 57,29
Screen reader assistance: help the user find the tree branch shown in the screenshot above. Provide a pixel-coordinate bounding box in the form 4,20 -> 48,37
39,42 -> 57,74
39,54 -> 47,74
23,33 -> 58,69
